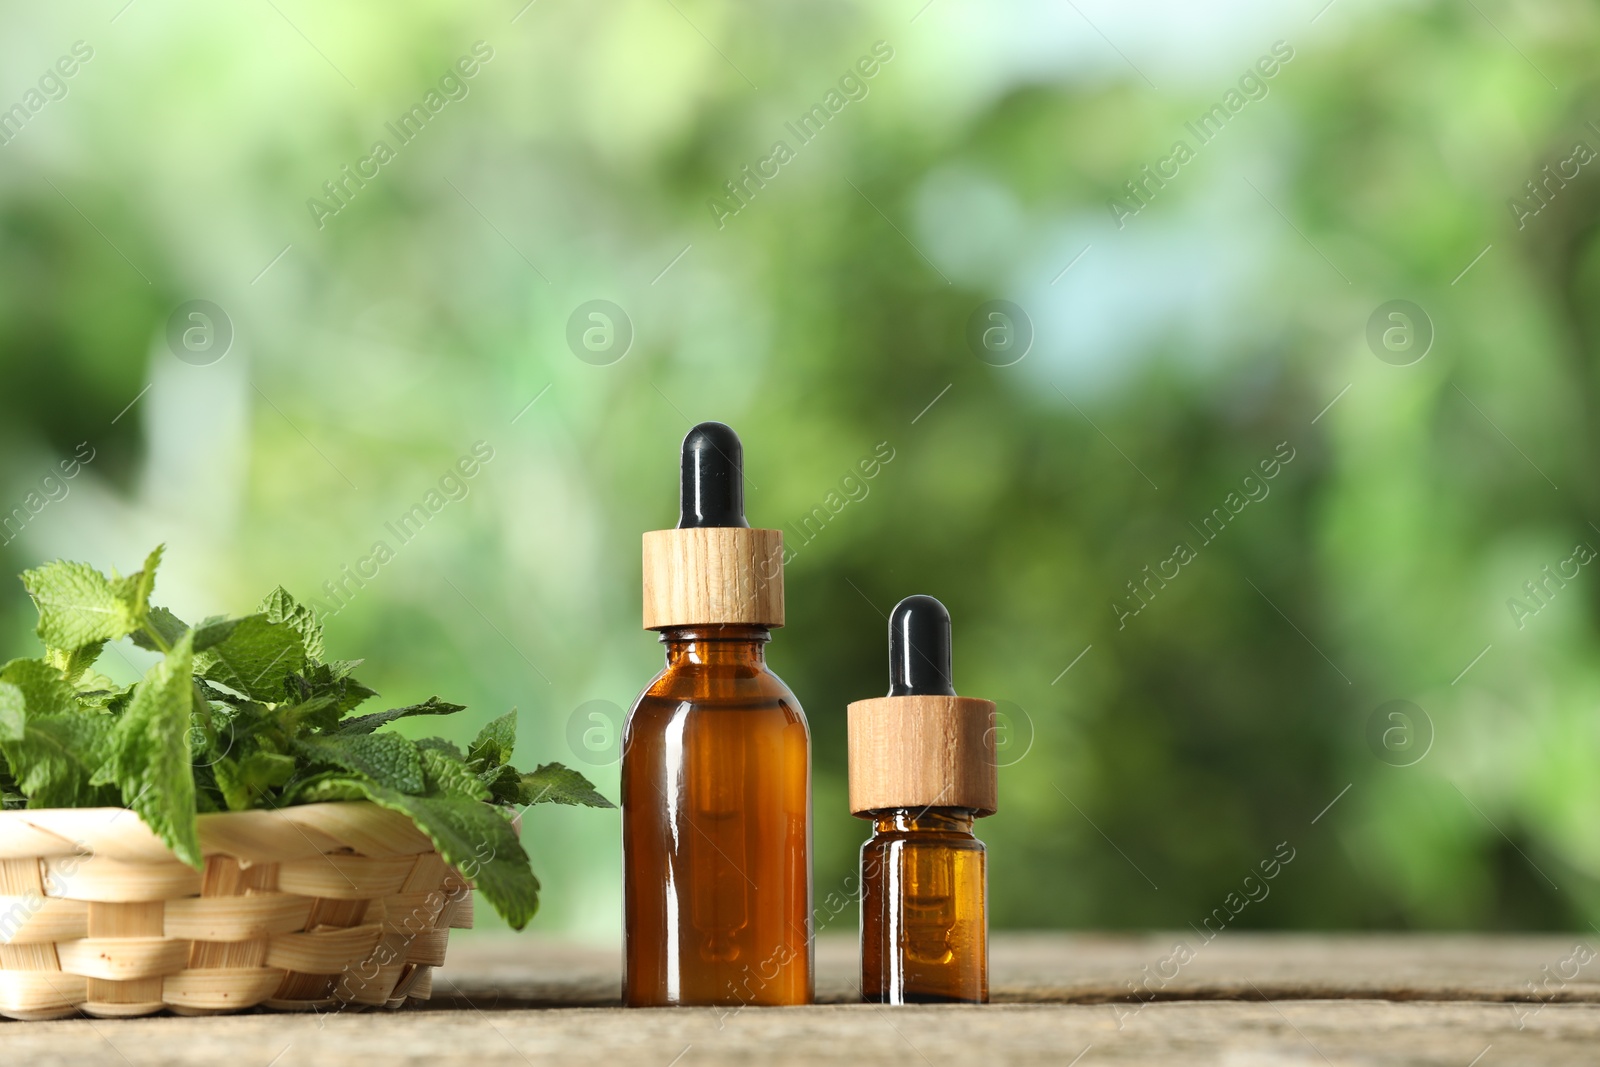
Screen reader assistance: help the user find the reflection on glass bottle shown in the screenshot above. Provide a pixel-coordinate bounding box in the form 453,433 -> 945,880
861,810 -> 987,1003
689,716 -> 748,963
904,841 -> 955,966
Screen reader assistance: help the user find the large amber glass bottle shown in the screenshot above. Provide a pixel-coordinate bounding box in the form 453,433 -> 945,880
623,624 -> 811,1006
622,422 -> 812,1007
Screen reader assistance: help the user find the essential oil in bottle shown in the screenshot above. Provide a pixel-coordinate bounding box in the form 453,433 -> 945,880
849,594 -> 995,1004
621,421 -> 813,1007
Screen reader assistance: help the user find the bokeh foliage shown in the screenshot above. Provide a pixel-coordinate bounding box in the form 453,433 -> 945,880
1,0 -> 1597,936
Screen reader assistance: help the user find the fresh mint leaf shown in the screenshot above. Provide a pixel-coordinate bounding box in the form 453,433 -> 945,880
90,632 -> 200,867
420,746 -> 491,802
192,767 -> 223,813
284,773 -> 368,804
349,783 -> 541,930
191,700 -> 259,775
191,616 -> 244,653
131,606 -> 187,652
45,642 -> 105,683
72,666 -> 124,701
467,710 -> 517,770
193,678 -> 250,709
0,756 -> 23,809
0,711 -> 116,808
483,764 -> 521,805
0,658 -> 79,717
258,587 -> 325,663
132,609 -> 240,655
214,751 -> 296,812
109,544 -> 164,624
336,696 -> 463,735
275,693 -> 343,735
195,614 -> 305,701
0,681 -> 24,741
24,547 -> 159,674
22,560 -> 142,651
331,675 -> 379,714
287,660 -> 377,716
513,763 -> 615,809
295,732 -> 425,794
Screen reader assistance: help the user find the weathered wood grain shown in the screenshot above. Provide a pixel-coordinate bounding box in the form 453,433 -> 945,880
429,932 -> 1600,1008
4,933 -> 1598,1066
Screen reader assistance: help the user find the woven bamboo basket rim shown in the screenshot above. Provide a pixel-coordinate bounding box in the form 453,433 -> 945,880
0,801 -> 475,1021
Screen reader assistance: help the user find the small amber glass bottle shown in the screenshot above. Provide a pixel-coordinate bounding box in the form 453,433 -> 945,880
849,595 -> 996,1004
622,422 -> 813,1008
860,810 -> 987,1003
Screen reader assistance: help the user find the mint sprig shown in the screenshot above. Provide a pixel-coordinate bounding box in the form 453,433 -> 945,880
0,545 -> 612,929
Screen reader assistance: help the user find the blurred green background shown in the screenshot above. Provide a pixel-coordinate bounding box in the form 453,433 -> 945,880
2,0 -> 1597,939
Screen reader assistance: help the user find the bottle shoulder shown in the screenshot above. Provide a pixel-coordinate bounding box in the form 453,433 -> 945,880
626,660 -> 807,732
637,659 -> 802,703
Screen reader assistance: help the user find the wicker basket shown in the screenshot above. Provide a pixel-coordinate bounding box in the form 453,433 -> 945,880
0,802 -> 473,1020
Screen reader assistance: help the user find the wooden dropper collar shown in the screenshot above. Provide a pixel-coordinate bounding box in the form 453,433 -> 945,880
848,595 -> 998,817
642,421 -> 785,630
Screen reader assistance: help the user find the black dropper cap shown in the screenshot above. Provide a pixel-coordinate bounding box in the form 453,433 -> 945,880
678,421 -> 750,529
887,595 -> 957,697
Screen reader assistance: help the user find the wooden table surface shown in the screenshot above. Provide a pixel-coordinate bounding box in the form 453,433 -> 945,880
9,933 -> 1600,1065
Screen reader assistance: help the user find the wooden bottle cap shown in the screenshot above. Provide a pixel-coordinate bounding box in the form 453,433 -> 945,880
847,695 -> 997,817
642,527 -> 785,629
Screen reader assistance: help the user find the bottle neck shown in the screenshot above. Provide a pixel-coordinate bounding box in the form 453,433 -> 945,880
872,809 -> 976,836
658,624 -> 771,667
